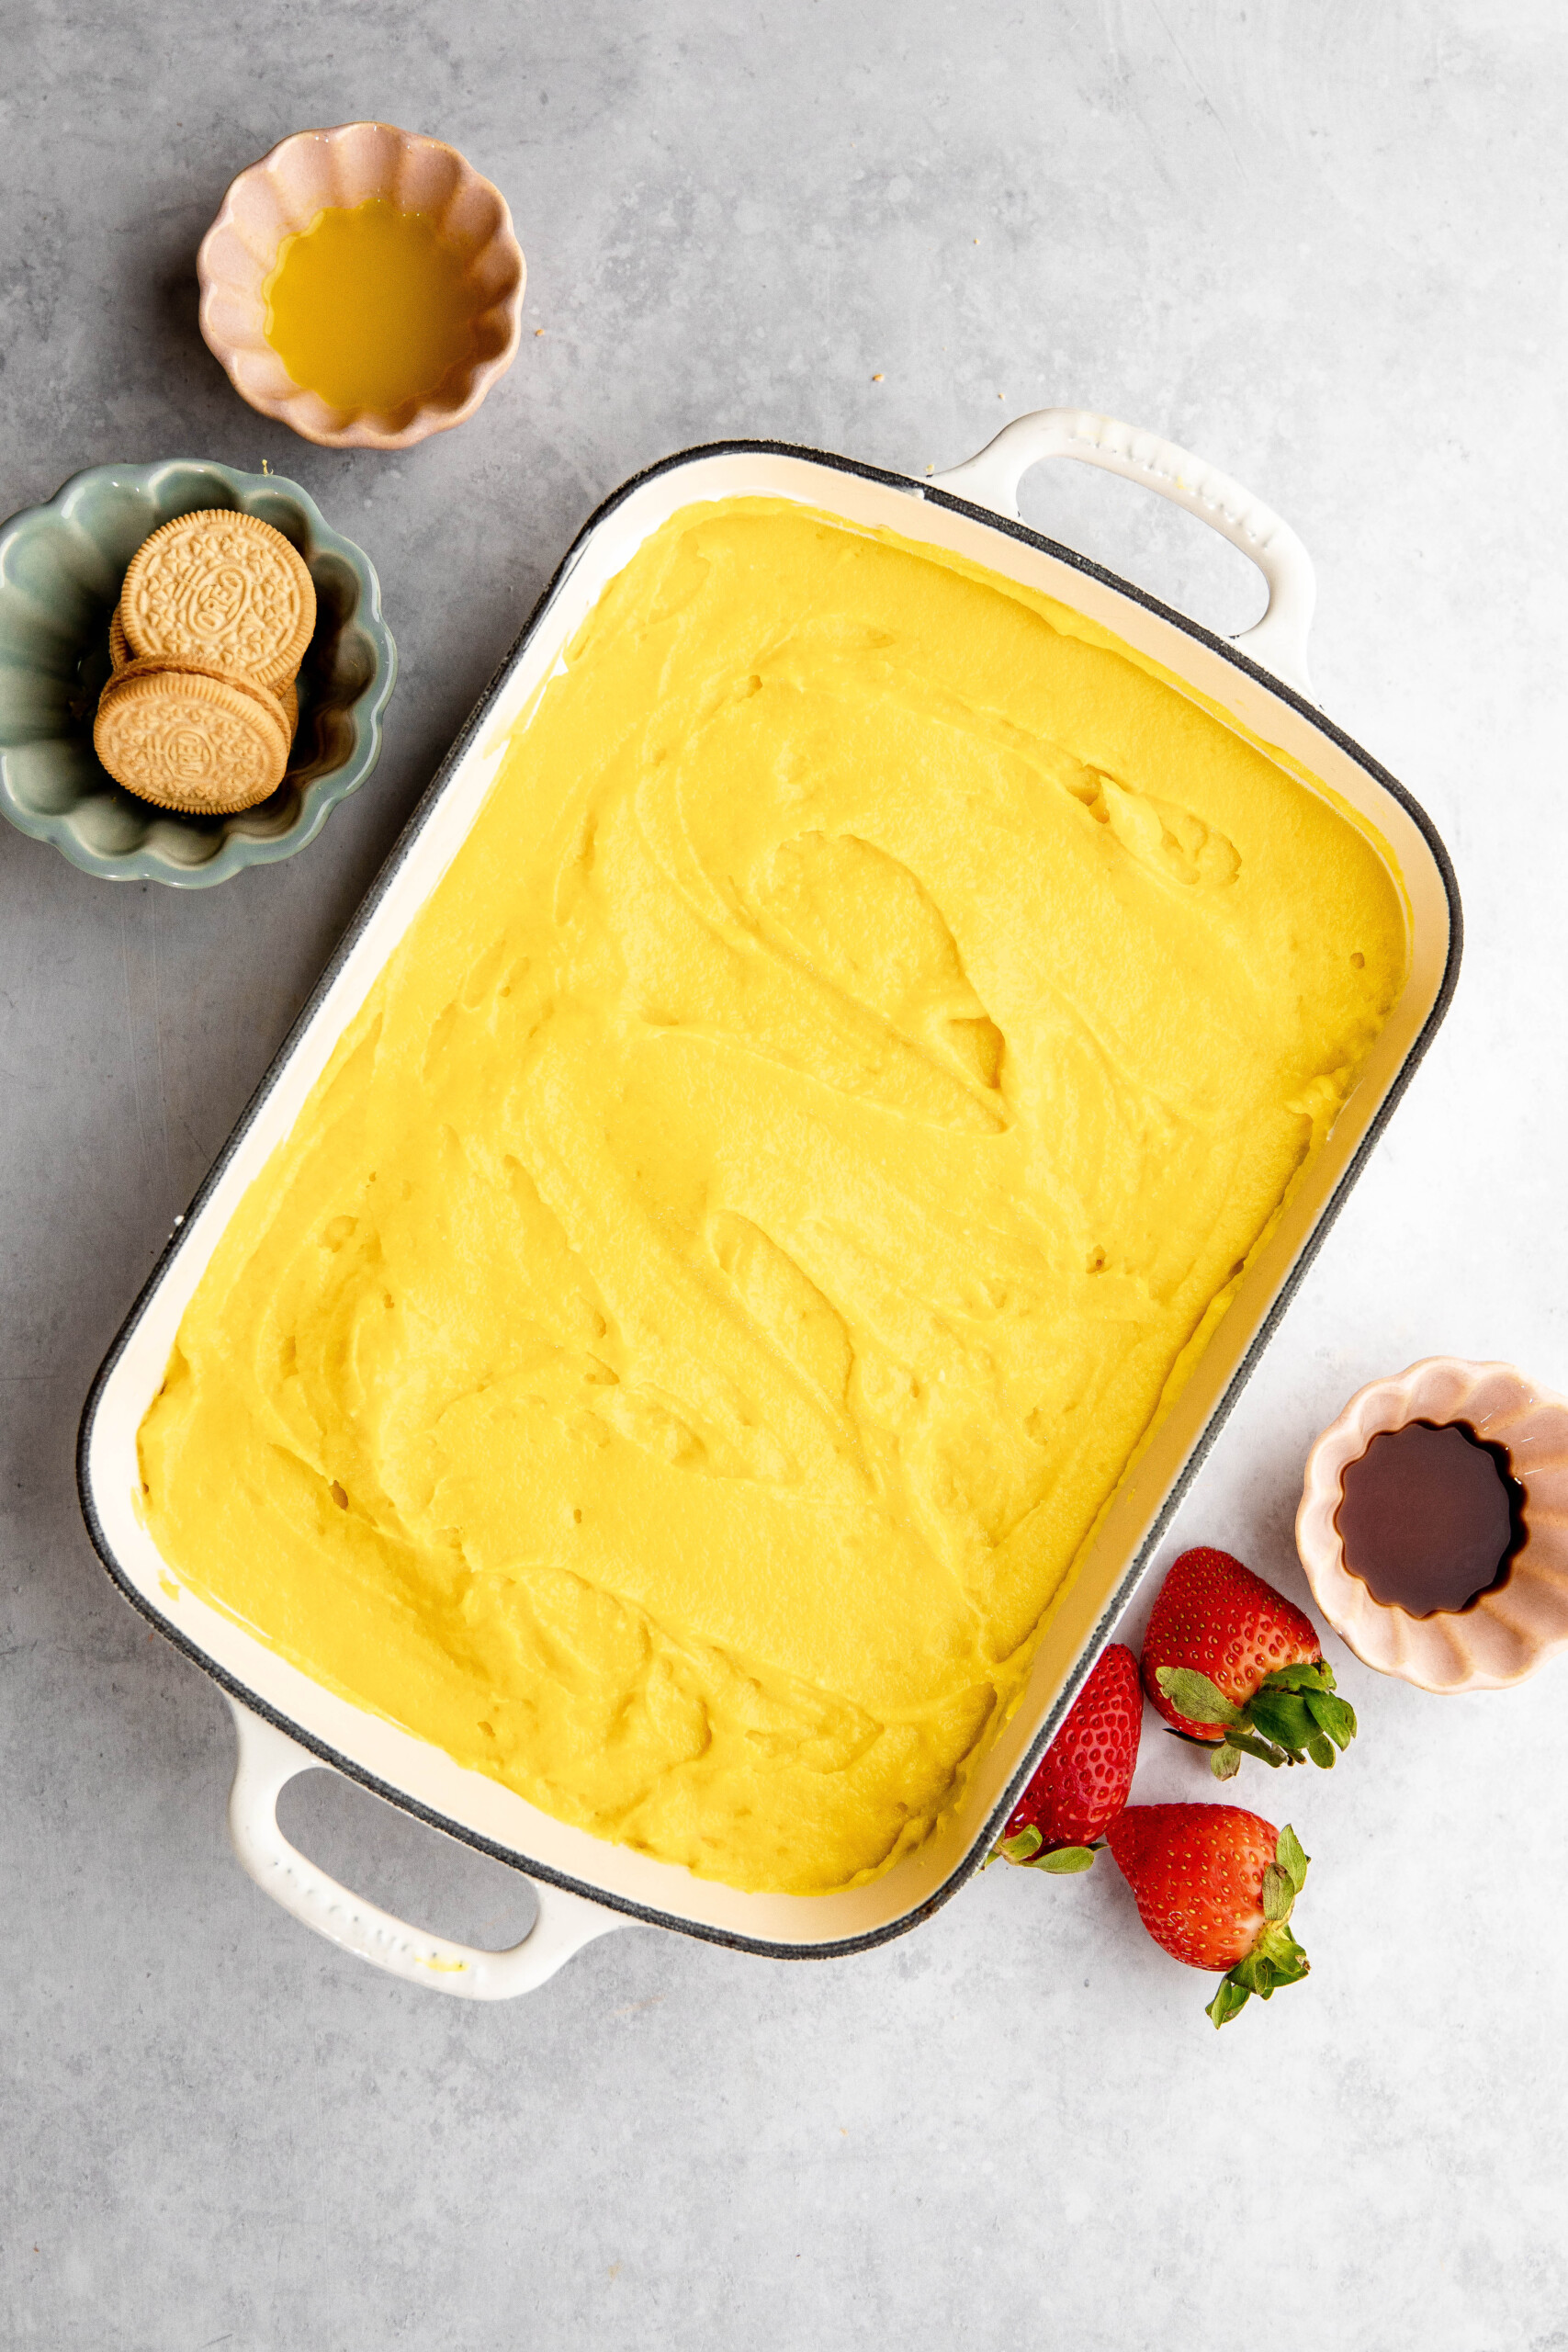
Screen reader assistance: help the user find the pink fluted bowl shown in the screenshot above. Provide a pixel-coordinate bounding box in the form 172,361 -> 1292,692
1297,1357 -> 1568,1692
197,122 -> 525,451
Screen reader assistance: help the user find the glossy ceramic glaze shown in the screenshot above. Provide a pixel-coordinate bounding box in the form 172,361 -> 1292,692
1298,1357 -> 1568,1690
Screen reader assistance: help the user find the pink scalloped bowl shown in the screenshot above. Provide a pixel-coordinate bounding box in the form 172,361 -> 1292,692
197,122 -> 525,451
1296,1357 -> 1568,1692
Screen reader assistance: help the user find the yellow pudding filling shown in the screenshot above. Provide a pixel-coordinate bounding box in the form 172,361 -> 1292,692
138,499 -> 1406,1894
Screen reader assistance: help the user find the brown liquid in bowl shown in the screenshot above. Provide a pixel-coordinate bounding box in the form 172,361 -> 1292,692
1335,1419 -> 1526,1616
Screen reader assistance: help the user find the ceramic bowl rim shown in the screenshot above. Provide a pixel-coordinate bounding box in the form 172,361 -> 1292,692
1296,1354 -> 1568,1690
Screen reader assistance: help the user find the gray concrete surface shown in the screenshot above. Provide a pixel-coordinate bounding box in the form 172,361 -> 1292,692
5,4 -> 1568,2346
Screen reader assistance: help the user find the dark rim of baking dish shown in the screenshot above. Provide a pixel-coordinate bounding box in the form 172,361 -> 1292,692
77,437 -> 1464,1964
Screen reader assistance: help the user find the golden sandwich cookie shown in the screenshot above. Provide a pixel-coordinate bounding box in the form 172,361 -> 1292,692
108,651 -> 296,741
121,509 -> 315,689
94,663 -> 289,812
109,616 -> 299,738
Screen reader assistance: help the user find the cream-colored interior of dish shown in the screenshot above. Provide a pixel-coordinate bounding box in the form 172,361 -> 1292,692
137,497 -> 1407,1894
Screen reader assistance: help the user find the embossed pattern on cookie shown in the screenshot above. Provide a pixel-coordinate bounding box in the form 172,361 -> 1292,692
111,653 -> 296,742
94,667 -> 289,811
122,510 -> 316,688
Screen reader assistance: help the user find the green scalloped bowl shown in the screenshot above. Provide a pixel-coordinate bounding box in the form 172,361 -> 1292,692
0,458 -> 396,886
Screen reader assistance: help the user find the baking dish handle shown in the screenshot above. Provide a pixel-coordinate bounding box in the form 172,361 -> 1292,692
929,406 -> 1316,699
226,1700 -> 628,1999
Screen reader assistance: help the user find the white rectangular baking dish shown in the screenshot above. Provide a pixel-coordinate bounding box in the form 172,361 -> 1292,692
77,410 -> 1461,1997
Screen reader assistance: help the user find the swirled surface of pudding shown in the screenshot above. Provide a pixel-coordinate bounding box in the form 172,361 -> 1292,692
139,499 -> 1406,1893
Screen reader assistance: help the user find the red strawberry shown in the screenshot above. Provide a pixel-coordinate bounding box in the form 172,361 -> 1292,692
992,1642 -> 1141,1875
1142,1546 -> 1356,1779
1106,1804 -> 1311,2027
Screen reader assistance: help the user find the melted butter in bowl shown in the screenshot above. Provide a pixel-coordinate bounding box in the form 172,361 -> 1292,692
264,200 -> 481,416
197,122 -> 525,450
138,499 -> 1408,1894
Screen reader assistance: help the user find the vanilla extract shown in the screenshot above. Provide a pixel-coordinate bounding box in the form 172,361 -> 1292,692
1334,1419 -> 1527,1618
